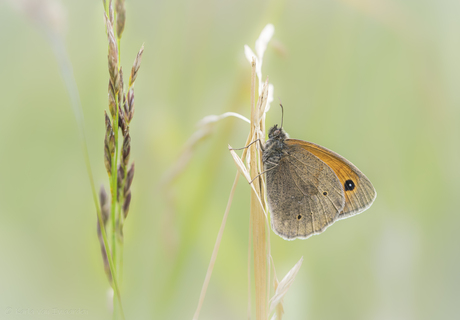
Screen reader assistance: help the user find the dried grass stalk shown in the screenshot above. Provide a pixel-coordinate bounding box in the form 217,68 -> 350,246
192,171 -> 241,320
193,27 -> 276,320
193,126 -> 258,320
227,63 -> 272,320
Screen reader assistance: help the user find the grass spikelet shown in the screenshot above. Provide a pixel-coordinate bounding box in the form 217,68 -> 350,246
104,111 -> 115,176
108,81 -> 117,117
115,0 -> 126,38
108,0 -> 114,24
97,186 -> 112,283
121,133 -> 131,169
117,67 -> 124,116
104,13 -> 119,94
269,257 -> 304,316
126,89 -> 134,123
129,45 -> 144,87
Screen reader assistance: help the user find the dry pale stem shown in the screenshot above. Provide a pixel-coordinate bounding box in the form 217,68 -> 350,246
193,59 -> 272,320
250,60 -> 268,320
193,128 -> 255,320
192,171 -> 241,320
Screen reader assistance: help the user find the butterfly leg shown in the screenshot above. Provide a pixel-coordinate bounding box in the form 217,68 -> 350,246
229,138 -> 265,151
249,164 -> 278,184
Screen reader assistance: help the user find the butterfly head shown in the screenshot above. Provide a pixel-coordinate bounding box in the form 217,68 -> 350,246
268,125 -> 288,141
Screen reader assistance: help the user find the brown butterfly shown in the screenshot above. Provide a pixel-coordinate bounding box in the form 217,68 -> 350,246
263,106 -> 376,240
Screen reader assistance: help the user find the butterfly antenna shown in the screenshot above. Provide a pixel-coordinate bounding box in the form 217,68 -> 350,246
278,98 -> 284,130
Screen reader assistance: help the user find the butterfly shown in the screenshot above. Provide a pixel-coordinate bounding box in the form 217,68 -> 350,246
262,107 -> 376,240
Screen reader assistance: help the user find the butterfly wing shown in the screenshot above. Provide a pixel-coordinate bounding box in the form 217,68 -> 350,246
265,144 -> 345,240
285,139 -> 376,219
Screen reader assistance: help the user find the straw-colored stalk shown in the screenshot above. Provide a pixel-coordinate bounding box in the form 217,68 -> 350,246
227,62 -> 271,320
192,62 -> 270,320
188,23 -> 305,320
192,109 -> 255,320
248,59 -> 270,320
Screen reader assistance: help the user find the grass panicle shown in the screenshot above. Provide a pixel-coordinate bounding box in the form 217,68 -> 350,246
10,1 -> 142,319
99,2 -> 144,318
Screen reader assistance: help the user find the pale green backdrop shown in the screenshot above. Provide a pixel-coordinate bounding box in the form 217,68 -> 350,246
0,0 -> 459,319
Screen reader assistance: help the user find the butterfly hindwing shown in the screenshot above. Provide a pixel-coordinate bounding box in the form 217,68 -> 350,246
285,139 -> 377,219
265,144 -> 345,240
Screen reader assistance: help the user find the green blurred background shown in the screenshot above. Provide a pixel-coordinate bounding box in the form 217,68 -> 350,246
1,0 -> 459,319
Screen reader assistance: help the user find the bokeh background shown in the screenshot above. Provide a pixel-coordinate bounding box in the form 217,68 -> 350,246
1,0 -> 459,319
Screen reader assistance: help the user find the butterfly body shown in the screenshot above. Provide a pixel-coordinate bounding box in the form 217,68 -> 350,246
263,125 -> 376,240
